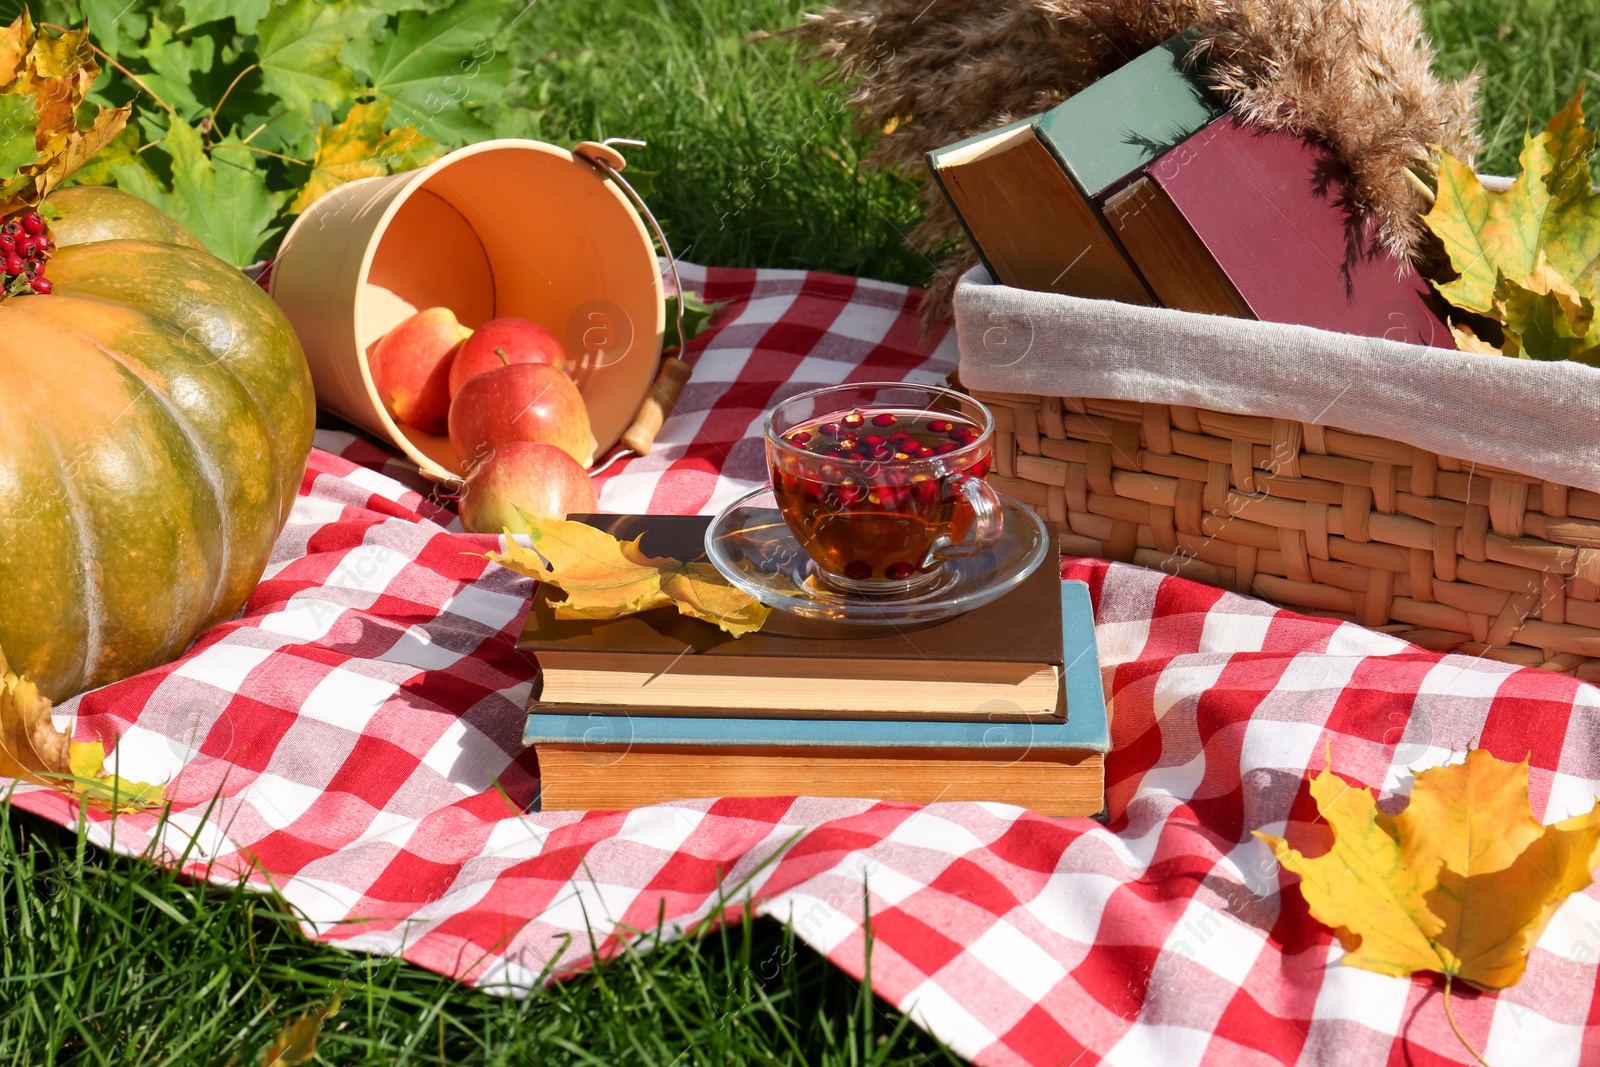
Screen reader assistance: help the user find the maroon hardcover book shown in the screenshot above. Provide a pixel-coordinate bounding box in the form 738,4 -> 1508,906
1139,116 -> 1455,348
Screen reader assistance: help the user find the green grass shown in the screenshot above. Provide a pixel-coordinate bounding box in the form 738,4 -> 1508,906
1420,0 -> 1600,176
510,0 -> 943,286
511,0 -> 1600,286
0,801 -> 959,1066
3,1 -> 1590,1063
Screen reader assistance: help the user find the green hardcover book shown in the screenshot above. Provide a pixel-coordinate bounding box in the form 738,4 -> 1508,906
925,29 -> 1222,302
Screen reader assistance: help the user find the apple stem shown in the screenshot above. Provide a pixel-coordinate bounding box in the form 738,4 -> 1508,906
494,346 -> 510,366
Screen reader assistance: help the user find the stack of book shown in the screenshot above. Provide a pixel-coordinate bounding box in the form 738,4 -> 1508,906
520,514 -> 1109,816
927,29 -> 1454,348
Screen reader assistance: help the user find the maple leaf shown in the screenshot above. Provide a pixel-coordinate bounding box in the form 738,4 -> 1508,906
0,13 -> 131,209
0,645 -> 163,813
290,99 -> 441,214
367,0 -> 508,143
1258,757 -> 1448,979
1258,747 -> 1600,1062
112,120 -> 287,267
1260,748 -> 1600,989
487,516 -> 771,637
1449,321 -> 1503,355
1391,750 -> 1600,989
664,289 -> 729,352
255,0 -> 379,116
1425,88 -> 1600,317
261,984 -> 344,1066
1495,253 -> 1600,363
59,122 -> 141,187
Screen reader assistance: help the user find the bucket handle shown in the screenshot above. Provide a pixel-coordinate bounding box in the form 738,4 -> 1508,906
575,139 -> 695,458
573,138 -> 687,362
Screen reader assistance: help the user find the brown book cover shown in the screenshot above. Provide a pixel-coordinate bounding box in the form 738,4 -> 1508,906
1130,115 -> 1456,346
1100,176 -> 1253,318
534,743 -> 1104,817
518,514 -> 1066,720
930,125 -> 1158,303
925,31 -> 1225,306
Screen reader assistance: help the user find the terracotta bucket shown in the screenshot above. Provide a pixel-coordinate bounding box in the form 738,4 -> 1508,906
270,139 -> 664,480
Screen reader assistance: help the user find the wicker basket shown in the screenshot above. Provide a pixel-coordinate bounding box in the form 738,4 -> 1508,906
970,389 -> 1600,681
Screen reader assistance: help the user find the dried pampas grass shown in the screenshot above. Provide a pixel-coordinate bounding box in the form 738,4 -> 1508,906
790,0 -> 1479,320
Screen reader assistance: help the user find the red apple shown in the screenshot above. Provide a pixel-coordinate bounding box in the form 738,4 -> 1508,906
459,442 -> 598,532
372,307 -> 472,434
448,361 -> 592,468
448,317 -> 567,398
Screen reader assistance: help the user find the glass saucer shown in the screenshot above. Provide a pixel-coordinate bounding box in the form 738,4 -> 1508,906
703,485 -> 1050,626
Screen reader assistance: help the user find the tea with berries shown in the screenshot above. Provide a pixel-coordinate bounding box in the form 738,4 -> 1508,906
768,406 -> 992,586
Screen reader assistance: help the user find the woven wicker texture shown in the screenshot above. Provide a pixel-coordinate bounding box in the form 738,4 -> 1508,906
973,390 -> 1600,680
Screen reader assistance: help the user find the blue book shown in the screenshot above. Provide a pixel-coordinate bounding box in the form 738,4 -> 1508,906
526,583 -> 1107,817
524,581 -> 1107,751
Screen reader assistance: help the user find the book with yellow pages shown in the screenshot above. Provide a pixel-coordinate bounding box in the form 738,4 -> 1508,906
518,513 -> 1068,722
525,580 -> 1108,816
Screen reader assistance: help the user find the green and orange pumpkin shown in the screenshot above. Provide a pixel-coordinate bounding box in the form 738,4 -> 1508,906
0,185 -> 314,702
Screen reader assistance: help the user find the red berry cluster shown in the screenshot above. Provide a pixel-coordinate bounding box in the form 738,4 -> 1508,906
783,409 -> 984,463
1,210 -> 52,295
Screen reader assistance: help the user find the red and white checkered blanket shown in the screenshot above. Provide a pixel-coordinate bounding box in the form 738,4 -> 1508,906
11,263 -> 1600,1066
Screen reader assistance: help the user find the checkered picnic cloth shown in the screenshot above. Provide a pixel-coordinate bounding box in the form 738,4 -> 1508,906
11,262 -> 1600,1066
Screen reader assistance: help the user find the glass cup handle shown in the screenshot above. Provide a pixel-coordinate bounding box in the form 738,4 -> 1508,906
920,474 -> 1004,569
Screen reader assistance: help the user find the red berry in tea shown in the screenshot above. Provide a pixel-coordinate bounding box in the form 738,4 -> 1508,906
771,406 -> 992,583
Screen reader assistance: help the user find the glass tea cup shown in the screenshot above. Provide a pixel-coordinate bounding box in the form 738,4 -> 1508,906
764,383 -> 1003,594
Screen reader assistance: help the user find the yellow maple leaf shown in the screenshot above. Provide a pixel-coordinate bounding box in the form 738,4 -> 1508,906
1425,88 -> 1600,319
487,516 -> 771,637
0,14 -> 28,86
1449,321 -> 1503,354
1258,746 -> 1600,1062
0,13 -> 130,209
1392,750 -> 1600,988
0,645 -> 163,813
261,984 -> 344,1066
1257,759 -> 1447,979
290,99 -> 442,214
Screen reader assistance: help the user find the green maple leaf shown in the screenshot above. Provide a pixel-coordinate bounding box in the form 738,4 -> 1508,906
1426,88 -> 1600,316
0,95 -> 43,179
1499,266 -> 1600,364
134,18 -> 215,120
179,0 -> 272,34
664,289 -> 727,351
255,0 -> 380,115
111,121 -> 286,267
368,0 -> 508,143
66,0 -> 151,59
